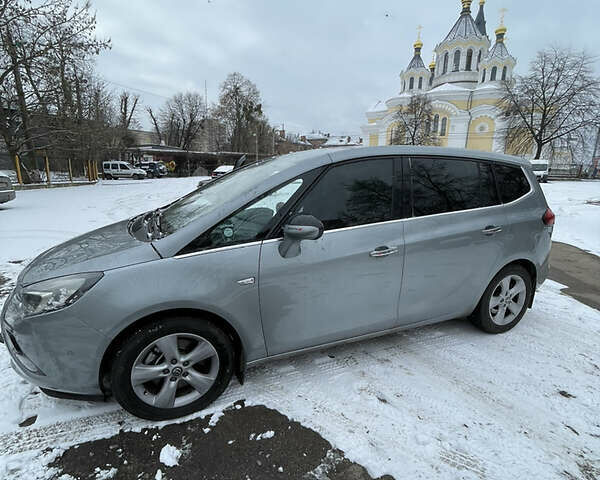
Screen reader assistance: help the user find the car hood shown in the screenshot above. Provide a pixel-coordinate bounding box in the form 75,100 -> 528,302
19,220 -> 161,286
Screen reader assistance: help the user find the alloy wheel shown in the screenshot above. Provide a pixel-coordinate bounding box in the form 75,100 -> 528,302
130,333 -> 219,409
489,274 -> 527,326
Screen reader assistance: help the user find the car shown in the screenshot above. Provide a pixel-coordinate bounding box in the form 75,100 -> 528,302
1,146 -> 554,420
529,159 -> 549,183
0,173 -> 16,204
135,161 -> 168,179
102,161 -> 147,180
197,164 -> 235,188
211,164 -> 234,178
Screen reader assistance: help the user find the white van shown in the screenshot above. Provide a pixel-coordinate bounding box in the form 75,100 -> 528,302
529,160 -> 549,183
103,161 -> 147,180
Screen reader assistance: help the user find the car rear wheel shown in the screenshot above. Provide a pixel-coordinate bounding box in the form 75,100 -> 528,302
104,173 -> 113,180
471,265 -> 532,334
111,317 -> 234,420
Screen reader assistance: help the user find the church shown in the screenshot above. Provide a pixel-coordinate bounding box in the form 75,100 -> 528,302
361,0 -> 516,153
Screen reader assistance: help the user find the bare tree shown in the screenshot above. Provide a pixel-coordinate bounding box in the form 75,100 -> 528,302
115,91 -> 139,158
500,47 -> 600,159
148,92 -> 206,150
0,0 -> 110,180
213,72 -> 267,152
390,94 -> 438,146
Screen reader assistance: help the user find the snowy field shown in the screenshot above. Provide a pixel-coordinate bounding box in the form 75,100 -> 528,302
0,178 -> 599,479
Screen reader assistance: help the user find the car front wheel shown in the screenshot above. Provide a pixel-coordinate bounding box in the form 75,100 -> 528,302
111,317 -> 234,420
471,265 -> 533,334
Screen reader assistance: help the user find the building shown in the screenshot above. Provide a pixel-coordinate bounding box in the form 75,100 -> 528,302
320,135 -> 363,148
361,0 -> 515,153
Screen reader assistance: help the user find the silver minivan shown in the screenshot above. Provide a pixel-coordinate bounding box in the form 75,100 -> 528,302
1,147 -> 554,420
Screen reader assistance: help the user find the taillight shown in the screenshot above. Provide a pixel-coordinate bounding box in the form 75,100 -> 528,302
542,207 -> 555,226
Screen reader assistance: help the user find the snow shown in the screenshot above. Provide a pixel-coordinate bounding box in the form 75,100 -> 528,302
0,179 -> 599,479
541,180 -> 600,256
159,444 -> 181,467
253,430 -> 275,441
428,83 -> 469,93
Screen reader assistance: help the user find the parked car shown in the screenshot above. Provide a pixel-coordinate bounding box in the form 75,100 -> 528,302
0,173 -> 16,204
197,164 -> 235,188
1,146 -> 554,420
102,161 -> 147,180
529,160 -> 549,183
135,161 -> 168,179
211,164 -> 234,178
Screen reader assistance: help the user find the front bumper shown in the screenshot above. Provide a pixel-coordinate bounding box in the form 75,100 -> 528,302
0,189 -> 16,203
1,295 -> 107,397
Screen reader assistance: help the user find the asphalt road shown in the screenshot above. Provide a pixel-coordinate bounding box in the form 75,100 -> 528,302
549,241 -> 600,312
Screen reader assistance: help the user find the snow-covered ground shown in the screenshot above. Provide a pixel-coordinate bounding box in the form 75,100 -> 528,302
541,180 -> 600,256
0,178 -> 599,479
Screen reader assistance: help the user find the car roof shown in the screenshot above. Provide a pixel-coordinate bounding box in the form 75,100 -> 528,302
324,146 -> 529,167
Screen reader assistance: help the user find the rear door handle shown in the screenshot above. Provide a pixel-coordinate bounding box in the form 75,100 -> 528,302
482,225 -> 502,235
369,246 -> 398,258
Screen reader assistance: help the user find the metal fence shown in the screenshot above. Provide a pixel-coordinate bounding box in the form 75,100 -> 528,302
2,153 -> 99,187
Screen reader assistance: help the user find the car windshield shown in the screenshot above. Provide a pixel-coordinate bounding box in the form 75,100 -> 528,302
161,157 -> 279,234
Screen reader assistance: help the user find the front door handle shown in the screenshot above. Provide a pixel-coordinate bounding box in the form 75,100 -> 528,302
482,225 -> 503,235
369,246 -> 398,258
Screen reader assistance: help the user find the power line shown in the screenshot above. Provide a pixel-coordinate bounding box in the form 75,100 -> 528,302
102,78 -> 171,100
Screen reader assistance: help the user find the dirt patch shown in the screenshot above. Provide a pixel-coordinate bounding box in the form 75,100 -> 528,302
49,402 -> 394,480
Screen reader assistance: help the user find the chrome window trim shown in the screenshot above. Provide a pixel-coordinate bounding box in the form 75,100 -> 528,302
173,240 -> 263,259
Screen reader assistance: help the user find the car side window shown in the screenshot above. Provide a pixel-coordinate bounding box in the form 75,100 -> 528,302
411,157 -> 499,217
120,164 -> 130,170
111,163 -> 118,169
292,158 -> 395,230
181,178 -> 304,253
494,164 -> 531,203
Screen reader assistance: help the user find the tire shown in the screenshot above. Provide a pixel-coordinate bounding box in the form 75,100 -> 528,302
133,174 -> 140,180
111,317 -> 234,420
471,265 -> 532,334
147,172 -> 154,179
104,173 -> 112,180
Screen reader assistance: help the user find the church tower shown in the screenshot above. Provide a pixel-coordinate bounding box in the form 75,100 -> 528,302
399,28 -> 431,93
479,14 -> 516,84
432,0 -> 490,89
362,0 -> 517,153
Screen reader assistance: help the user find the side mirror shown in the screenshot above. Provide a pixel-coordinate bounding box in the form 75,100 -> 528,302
279,214 -> 324,258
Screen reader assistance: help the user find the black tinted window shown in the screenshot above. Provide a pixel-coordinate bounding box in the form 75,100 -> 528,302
411,158 -> 499,217
295,159 -> 395,230
494,164 -> 530,203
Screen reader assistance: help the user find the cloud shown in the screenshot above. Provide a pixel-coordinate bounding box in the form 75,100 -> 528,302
93,0 -> 600,135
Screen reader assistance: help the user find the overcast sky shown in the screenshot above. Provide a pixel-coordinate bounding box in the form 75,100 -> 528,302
94,0 -> 600,136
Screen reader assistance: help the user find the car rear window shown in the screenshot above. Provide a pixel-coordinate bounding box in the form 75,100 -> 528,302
494,164 -> 531,203
411,157 -> 499,217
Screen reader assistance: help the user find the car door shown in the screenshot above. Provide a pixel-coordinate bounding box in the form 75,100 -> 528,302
399,156 -> 508,325
258,157 -> 405,356
119,163 -> 132,178
110,162 -> 119,177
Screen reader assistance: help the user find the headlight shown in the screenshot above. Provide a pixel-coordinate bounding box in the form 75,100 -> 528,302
3,272 -> 103,326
